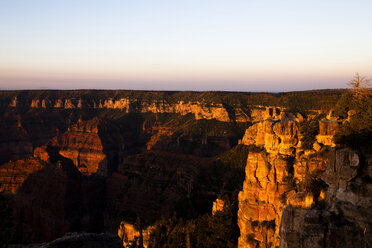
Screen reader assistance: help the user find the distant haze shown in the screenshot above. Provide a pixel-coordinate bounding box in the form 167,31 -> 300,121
1,0 -> 371,91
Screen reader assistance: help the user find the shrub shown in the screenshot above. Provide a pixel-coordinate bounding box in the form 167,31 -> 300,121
218,144 -> 250,169
299,115 -> 323,149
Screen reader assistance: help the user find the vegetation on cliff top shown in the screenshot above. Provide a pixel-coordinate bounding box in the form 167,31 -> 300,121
298,114 -> 324,149
333,79 -> 372,148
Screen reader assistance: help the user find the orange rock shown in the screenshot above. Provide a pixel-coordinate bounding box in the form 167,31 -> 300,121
212,198 -> 225,215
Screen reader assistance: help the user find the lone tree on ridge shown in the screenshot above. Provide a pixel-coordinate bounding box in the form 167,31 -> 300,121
348,72 -> 371,99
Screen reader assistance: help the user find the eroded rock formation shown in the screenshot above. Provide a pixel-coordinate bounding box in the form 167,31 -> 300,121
238,113 -> 328,248
238,106 -> 371,248
50,118 -> 108,175
241,118 -> 299,155
316,120 -> 340,147
279,148 -> 372,248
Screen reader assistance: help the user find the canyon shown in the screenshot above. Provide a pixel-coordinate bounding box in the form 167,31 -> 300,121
0,89 -> 370,247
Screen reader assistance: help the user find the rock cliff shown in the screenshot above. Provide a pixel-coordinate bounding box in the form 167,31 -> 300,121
241,118 -> 299,155
238,113 -> 328,248
1,93 -> 323,124
49,118 -> 108,175
4,95 -> 240,122
238,106 -> 372,248
279,148 -> 372,248
316,120 -> 340,147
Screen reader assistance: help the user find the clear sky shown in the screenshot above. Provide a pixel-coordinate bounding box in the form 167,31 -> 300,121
0,0 -> 371,92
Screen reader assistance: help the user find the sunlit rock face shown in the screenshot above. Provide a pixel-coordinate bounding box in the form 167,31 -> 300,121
212,198 -> 225,215
0,147 -> 47,194
6,94 -> 314,124
117,222 -> 153,248
279,148 -> 372,248
316,120 -> 340,147
50,118 -> 108,176
241,116 -> 300,155
237,152 -> 284,247
237,152 -> 325,248
237,113 -> 329,248
6,96 -> 235,122
48,116 -> 147,176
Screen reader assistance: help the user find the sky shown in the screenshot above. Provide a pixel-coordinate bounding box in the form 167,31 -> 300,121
0,0 -> 371,92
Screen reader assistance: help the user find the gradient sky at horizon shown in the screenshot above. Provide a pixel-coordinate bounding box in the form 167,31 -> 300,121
0,0 -> 371,92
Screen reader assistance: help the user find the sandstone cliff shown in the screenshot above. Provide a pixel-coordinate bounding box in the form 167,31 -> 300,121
5,95 -> 239,122
238,106 -> 372,248
2,93 -> 324,124
238,113 -> 328,248
316,120 -> 340,147
49,118 -> 108,175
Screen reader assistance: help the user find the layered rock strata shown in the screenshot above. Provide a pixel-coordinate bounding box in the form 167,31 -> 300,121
4,95 -> 316,123
238,113 -> 328,248
6,96 -> 235,122
50,118 -> 108,175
